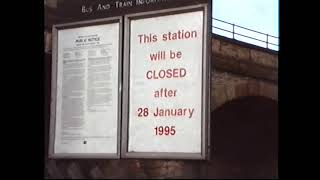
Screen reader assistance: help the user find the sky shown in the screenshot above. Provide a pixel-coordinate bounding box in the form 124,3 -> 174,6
212,0 -> 279,50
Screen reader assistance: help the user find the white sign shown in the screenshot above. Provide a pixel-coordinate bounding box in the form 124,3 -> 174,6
128,11 -> 204,153
52,22 -> 120,155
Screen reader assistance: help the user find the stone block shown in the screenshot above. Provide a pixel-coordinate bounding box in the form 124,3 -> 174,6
143,160 -> 166,169
212,85 -> 228,109
235,83 -> 248,98
67,162 -> 85,179
239,62 -> 250,75
46,160 -> 64,179
168,166 -> 183,177
240,58 -> 277,82
220,41 -> 250,60
250,49 -> 278,68
247,79 -> 260,96
145,167 -> 168,177
225,84 -> 236,102
259,82 -> 277,100
90,166 -> 105,179
213,56 -> 240,74
212,38 -> 221,53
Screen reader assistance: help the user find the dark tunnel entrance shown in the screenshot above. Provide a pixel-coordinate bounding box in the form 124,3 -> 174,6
208,96 -> 278,178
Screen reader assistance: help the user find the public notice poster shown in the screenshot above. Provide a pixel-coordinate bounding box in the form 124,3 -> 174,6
128,10 -> 204,153
53,22 -> 120,155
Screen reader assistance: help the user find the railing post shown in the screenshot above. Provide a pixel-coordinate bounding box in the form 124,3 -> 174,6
232,24 -> 235,39
266,34 -> 269,48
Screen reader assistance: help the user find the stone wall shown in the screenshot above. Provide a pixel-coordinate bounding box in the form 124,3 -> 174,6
211,35 -> 278,110
212,35 -> 278,82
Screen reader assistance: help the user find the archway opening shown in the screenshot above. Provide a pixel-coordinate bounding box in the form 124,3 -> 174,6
208,96 -> 278,178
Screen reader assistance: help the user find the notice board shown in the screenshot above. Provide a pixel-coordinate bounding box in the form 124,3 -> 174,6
121,4 -> 210,159
49,17 -> 123,158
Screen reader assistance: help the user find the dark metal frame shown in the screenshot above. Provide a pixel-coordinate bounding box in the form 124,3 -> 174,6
121,4 -> 211,160
49,17 -> 123,159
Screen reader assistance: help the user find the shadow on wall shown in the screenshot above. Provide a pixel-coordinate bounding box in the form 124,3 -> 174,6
208,96 -> 278,179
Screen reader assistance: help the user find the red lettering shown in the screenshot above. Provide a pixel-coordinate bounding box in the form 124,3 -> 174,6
146,71 -> 152,79
155,126 -> 176,136
159,70 -> 165,78
154,88 -> 177,98
162,30 -> 198,42
138,33 -> 158,44
145,68 -> 187,80
165,69 -> 172,78
172,68 -> 178,77
180,68 -> 186,77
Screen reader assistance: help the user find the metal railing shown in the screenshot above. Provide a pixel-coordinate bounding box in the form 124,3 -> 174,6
212,18 -> 279,51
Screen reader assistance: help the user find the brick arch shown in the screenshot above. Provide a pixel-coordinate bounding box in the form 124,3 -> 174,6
211,72 -> 277,111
